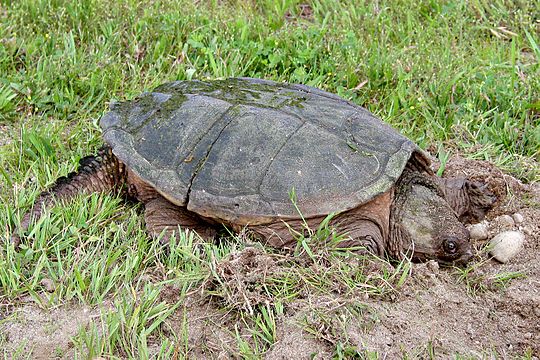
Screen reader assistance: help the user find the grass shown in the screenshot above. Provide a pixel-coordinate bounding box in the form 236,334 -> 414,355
73,283 -> 182,358
0,0 -> 539,358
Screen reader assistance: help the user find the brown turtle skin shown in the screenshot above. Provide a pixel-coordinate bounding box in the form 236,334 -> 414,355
13,78 -> 496,265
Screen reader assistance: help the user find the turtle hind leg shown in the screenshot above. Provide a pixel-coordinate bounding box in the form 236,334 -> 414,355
12,145 -> 126,246
436,177 -> 497,223
143,196 -> 217,243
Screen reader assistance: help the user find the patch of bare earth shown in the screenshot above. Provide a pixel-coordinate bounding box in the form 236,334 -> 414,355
2,157 -> 538,358
0,301 -> 98,358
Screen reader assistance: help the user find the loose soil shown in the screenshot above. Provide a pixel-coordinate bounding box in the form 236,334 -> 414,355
1,157 -> 539,358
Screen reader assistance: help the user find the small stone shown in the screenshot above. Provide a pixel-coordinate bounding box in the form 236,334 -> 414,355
426,260 -> 439,272
40,278 -> 55,293
512,213 -> 524,224
468,223 -> 489,240
497,214 -> 515,227
489,231 -> 525,263
523,226 -> 533,236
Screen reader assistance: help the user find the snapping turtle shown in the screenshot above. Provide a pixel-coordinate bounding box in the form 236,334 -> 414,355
14,78 -> 495,265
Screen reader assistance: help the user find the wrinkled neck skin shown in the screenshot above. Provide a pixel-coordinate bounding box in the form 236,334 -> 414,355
389,168 -> 472,266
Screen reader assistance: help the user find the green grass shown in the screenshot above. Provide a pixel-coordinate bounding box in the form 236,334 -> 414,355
1,0 -> 539,358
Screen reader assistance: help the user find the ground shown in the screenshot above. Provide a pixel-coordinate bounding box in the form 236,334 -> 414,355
1,157 -> 538,359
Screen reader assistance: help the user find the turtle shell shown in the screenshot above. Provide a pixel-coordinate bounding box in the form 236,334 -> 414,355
100,77 -> 423,225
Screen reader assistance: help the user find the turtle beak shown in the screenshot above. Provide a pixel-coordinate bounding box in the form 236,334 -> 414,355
437,248 -> 473,267
411,249 -> 472,267
453,248 -> 473,266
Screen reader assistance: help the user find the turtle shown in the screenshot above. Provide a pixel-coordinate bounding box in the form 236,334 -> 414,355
13,77 -> 496,265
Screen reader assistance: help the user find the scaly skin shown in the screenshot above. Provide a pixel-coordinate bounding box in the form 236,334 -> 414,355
389,167 -> 477,265
434,177 -> 497,224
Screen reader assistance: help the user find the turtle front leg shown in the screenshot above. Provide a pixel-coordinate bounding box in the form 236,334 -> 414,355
12,146 -> 126,246
332,222 -> 386,257
249,216 -> 386,257
331,191 -> 392,257
143,197 -> 217,243
250,191 -> 391,258
435,177 -> 496,223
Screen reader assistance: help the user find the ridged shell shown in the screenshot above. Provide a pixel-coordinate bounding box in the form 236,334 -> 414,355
100,78 -> 421,224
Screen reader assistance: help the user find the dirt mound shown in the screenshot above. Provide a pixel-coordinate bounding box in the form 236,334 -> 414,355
203,247 -> 281,313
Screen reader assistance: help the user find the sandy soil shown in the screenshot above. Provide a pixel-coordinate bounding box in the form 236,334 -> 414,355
1,157 -> 538,358
0,300 -> 98,358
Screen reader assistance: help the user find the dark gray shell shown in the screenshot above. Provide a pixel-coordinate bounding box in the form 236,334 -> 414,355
100,78 -> 421,224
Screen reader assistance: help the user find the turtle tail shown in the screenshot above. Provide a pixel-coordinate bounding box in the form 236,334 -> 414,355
12,145 -> 127,246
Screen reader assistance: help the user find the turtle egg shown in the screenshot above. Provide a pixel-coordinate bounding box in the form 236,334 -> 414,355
488,231 -> 524,263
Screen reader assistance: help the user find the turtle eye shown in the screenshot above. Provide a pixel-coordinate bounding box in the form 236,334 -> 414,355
443,239 -> 457,254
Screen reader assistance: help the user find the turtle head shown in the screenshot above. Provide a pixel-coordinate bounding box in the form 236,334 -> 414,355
390,173 -> 473,266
